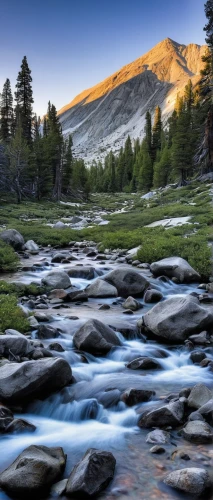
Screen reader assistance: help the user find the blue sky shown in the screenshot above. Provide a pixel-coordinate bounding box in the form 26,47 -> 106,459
0,0 -> 206,116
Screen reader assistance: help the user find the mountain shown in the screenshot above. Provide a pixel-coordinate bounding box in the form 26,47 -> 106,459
58,38 -> 206,163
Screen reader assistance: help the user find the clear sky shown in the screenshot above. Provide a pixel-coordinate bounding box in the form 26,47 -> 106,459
0,0 -> 206,116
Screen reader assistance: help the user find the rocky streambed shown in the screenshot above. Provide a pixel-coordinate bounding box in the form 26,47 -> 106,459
0,233 -> 213,499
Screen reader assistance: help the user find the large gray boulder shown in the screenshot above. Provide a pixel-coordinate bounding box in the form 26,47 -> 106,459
0,229 -> 25,250
188,384 -> 212,409
198,399 -> 213,425
150,257 -> 200,283
24,240 -> 39,253
73,319 -> 121,355
146,429 -> 170,444
0,358 -> 72,403
138,400 -> 184,428
0,335 -> 31,358
0,445 -> 66,495
164,468 -> 210,496
104,268 -> 149,297
67,267 -> 100,280
86,278 -> 118,298
42,270 -> 71,289
66,448 -> 116,497
180,420 -> 213,443
142,296 -> 213,342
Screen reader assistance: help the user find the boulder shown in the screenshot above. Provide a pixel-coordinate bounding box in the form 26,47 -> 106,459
190,351 -> 206,364
4,328 -> 26,337
6,418 -> 36,434
144,289 -> 163,303
67,290 -> 88,302
0,358 -> 72,403
164,468 -> 210,496
138,400 -> 184,428
0,445 -> 66,495
73,319 -> 121,355
42,271 -> 71,290
37,324 -> 60,339
188,331 -> 210,345
121,388 -> 155,406
127,357 -> 161,370
150,257 -> 200,283
50,479 -> 68,497
146,429 -> 170,444
142,296 -> 213,342
49,289 -> 68,299
0,229 -> 25,250
188,384 -> 212,409
86,279 -> 117,298
49,342 -> 65,353
52,253 -> 69,263
122,296 -> 140,311
67,267 -> 99,280
180,420 -> 213,443
53,221 -> 66,229
0,335 -> 31,358
199,399 -> 213,425
66,448 -> 116,497
150,446 -> 165,454
104,268 -> 149,297
24,240 -> 39,253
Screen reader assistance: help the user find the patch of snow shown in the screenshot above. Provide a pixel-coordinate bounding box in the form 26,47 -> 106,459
141,191 -> 157,200
146,216 -> 192,228
127,246 -> 141,256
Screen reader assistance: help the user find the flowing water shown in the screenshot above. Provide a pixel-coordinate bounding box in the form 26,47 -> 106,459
1,248 -> 213,499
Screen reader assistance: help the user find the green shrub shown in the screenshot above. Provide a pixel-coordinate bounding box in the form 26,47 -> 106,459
0,295 -> 29,333
0,241 -> 19,272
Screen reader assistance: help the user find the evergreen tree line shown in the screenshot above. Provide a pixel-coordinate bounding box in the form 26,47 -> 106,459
0,57 -> 90,202
88,68 -> 212,194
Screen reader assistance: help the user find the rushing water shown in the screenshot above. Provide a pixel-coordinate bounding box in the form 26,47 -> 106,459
1,248 -> 213,499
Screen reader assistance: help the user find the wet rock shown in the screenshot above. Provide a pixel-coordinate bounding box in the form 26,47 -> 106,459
37,324 -> 60,339
150,257 -> 200,283
53,221 -> 66,229
67,290 -> 88,302
67,267 -> 99,280
142,296 -> 213,342
34,312 -> 50,321
180,420 -> 213,443
49,289 -> 68,299
123,309 -> 134,315
0,335 -> 31,358
0,229 -> 25,250
86,278 -> 117,298
50,479 -> 68,497
138,400 -> 184,428
144,289 -> 163,303
150,446 -> 165,454
200,358 -> 212,367
127,357 -> 161,370
42,271 -> 71,290
104,268 -> 149,298
121,388 -> 155,406
24,240 -> 39,253
66,448 -> 116,497
0,405 -> 13,419
49,342 -> 65,352
179,388 -> 191,398
188,383 -> 212,409
0,416 -> 13,432
188,331 -> 210,345
0,358 -> 72,403
190,351 -> 207,363
198,399 -> 213,425
188,411 -> 204,422
164,468 -> 210,496
51,253 -> 70,263
146,429 -> 170,444
73,319 -> 121,355
99,304 -> 111,310
122,296 -> 140,311
32,349 -> 44,360
28,316 -> 39,329
99,389 -> 121,408
4,328 -> 26,337
0,445 -> 66,495
6,418 -> 36,434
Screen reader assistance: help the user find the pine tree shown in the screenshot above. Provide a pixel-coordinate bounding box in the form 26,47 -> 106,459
174,93 -> 184,116
62,135 -> 73,194
145,111 -> 152,156
171,109 -> 193,184
184,79 -> 194,113
152,106 -> 162,161
0,79 -> 13,142
108,151 -> 116,192
153,146 -> 171,188
6,112 -> 29,203
15,56 -> 34,143
204,1 -> 213,50
46,102 -> 63,200
138,140 -> 153,191
123,135 -> 133,188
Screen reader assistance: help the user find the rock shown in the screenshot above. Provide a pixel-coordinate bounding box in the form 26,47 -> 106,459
42,271 -> 71,290
50,479 -> 68,497
99,304 -> 111,310
190,351 -> 206,363
189,331 -> 210,345
150,257 -> 200,283
49,289 -> 68,299
188,384 -> 212,409
142,296 -> 213,342
199,399 -> 213,425
122,296 -> 140,311
188,411 -> 204,422
0,445 -> 66,495
53,221 -> 66,229
73,319 -> 121,355
144,289 -> 163,303
121,388 -> 155,406
34,312 -> 50,321
24,240 -> 39,253
67,267 -> 99,280
127,357 -> 161,370
138,401 -> 184,428
164,468 -> 210,496
86,279 -> 118,298
6,418 -> 36,434
52,253 -> 69,263
150,446 -> 165,454
4,328 -> 26,337
0,416 -> 13,432
0,229 -> 25,250
99,389 -> 121,408
67,290 -> 88,302
0,358 -> 72,403
180,420 -> 213,443
104,268 -> 149,298
37,325 -> 60,339
0,335 -> 31,358
49,342 -> 65,352
66,448 -> 116,497
146,429 -> 170,444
